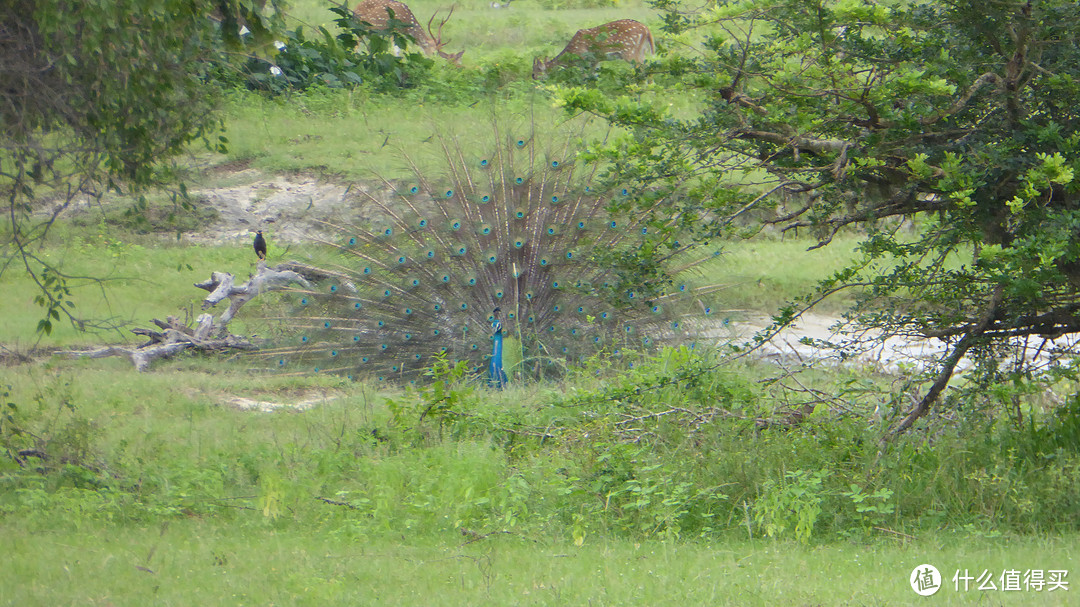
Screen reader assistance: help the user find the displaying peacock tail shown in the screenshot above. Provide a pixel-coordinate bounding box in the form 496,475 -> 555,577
254,116 -> 720,382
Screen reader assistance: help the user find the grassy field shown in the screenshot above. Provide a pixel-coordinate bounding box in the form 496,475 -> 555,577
1,360 -> 1078,605
3,1 -> 1080,605
2,521 -> 1076,605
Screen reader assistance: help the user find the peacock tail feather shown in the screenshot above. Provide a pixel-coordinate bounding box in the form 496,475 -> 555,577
253,116 -> 720,382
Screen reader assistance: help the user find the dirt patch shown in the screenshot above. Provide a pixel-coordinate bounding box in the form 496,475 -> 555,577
179,172 -> 374,246
224,392 -> 339,413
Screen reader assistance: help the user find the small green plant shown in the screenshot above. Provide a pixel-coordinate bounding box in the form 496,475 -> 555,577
753,469 -> 828,544
840,484 -> 895,530
386,353 -> 473,431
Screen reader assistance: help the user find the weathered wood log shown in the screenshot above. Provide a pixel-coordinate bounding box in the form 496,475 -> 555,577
63,262 -> 315,371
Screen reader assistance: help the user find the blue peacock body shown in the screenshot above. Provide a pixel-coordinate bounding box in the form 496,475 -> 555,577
255,117 -> 718,382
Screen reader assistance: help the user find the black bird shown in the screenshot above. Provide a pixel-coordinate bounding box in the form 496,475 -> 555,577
254,230 -> 267,260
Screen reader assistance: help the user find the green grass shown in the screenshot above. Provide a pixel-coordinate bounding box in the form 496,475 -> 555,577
2,345 -> 1080,604
1,520 -> 1076,605
3,2 -> 1079,603
0,227 -> 272,347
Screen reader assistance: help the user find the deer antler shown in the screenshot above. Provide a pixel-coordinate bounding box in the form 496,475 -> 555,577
426,4 -> 464,64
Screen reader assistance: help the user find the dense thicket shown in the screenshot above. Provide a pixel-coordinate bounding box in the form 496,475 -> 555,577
570,0 -> 1080,433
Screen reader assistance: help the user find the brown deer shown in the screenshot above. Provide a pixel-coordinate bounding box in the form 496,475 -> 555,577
352,0 -> 464,64
532,19 -> 654,79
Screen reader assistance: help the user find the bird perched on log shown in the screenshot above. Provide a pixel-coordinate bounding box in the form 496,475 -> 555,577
254,230 -> 267,260
254,117 -> 719,382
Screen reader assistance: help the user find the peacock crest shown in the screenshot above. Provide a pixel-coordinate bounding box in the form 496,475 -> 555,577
254,116 -> 718,382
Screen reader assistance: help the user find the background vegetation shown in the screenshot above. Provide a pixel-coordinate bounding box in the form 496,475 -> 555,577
2,0 -> 1079,604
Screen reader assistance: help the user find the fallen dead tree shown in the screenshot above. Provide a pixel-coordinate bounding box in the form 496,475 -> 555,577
63,261 -> 322,371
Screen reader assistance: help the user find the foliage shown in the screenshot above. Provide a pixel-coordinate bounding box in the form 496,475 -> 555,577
753,469 -> 826,544
563,0 -> 1080,435
234,5 -> 437,95
0,0 -> 271,336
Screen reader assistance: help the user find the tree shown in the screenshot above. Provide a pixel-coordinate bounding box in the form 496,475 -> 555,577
561,0 -> 1080,435
0,0 -> 272,336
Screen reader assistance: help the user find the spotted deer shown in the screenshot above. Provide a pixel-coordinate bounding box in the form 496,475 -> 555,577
352,0 -> 464,64
532,19 -> 654,79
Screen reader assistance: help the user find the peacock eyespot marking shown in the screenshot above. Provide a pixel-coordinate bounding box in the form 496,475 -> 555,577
551,160 -> 559,168
480,159 -> 489,166
324,321 -> 332,328
516,139 -> 525,147
354,302 -> 362,310
609,221 -> 617,228
363,267 -> 372,274
330,285 -> 338,293
300,298 -> 309,305
445,190 -> 454,198
348,237 -> 357,245
383,228 -> 393,236
397,256 -> 407,264
515,177 -> 523,184
481,195 -> 490,202
551,196 -> 559,203
418,219 -> 428,228
409,185 -> 419,194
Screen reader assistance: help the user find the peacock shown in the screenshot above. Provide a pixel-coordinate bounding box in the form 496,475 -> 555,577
253,116 -> 720,383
